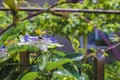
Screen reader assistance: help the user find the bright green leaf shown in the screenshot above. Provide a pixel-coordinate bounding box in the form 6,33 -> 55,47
4,0 -> 18,16
68,36 -> 80,52
21,72 -> 39,80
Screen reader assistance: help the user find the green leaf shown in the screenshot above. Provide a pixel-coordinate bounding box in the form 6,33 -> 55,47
8,45 -> 39,54
6,33 -> 19,41
87,23 -> 93,32
1,21 -> 28,42
103,52 -> 108,56
72,68 -> 81,80
80,72 -> 89,80
68,36 -> 80,52
4,0 -> 15,9
59,0 -> 66,4
52,69 -> 77,80
2,2 -> 9,8
21,72 -> 39,80
38,54 -> 50,71
0,56 -> 9,63
52,50 -> 66,57
45,59 -> 73,71
64,53 -> 83,61
4,0 -> 18,16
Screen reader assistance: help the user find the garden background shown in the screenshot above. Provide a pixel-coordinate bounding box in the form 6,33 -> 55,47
0,0 -> 120,80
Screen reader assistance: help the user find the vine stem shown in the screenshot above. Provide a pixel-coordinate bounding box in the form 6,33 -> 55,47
105,42 -> 120,52
0,2 -> 67,35
19,2 -> 67,21
0,7 -> 120,14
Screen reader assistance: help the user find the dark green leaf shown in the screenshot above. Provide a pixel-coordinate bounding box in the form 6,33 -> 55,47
45,59 -> 73,71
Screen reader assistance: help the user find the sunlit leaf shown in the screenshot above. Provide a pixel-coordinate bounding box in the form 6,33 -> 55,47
68,36 -> 80,52
21,72 -> 39,80
4,0 -> 18,16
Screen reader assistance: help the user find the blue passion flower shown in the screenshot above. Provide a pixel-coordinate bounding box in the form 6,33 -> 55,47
18,35 -> 63,52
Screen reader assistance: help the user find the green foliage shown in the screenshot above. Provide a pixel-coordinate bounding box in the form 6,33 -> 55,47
0,20 -> 29,42
52,69 -> 76,80
0,0 -> 120,80
21,72 -> 39,80
63,52 -> 83,61
105,61 -> 120,80
38,54 -> 49,71
8,45 -> 39,54
68,36 -> 80,52
18,50 -> 83,80
4,0 -> 18,16
0,11 -> 12,28
0,58 -> 20,80
111,34 -> 120,42
45,59 -> 72,71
